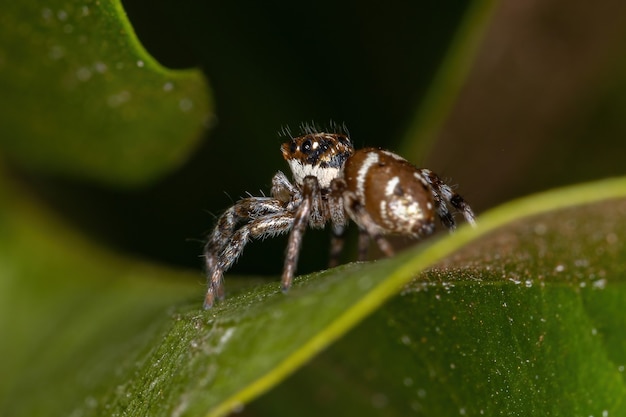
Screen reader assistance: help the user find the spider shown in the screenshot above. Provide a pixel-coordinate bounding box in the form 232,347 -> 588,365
203,125 -> 476,309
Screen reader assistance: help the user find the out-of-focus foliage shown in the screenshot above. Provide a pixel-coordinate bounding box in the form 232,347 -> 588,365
0,0 -> 211,185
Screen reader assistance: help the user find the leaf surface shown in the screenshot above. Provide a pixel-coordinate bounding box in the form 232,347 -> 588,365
0,0 -> 212,185
2,174 -> 625,416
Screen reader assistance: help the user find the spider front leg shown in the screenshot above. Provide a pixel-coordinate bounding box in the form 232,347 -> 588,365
204,197 -> 290,309
281,175 -> 322,292
205,197 -> 288,260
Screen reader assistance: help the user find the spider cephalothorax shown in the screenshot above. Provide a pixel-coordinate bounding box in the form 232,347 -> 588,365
281,131 -> 354,187
203,127 -> 476,309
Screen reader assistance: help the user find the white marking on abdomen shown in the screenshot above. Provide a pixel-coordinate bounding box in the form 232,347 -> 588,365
385,176 -> 400,197
381,150 -> 407,162
356,151 -> 379,198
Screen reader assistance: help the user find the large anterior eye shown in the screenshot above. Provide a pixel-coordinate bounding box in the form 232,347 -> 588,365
301,139 -> 313,154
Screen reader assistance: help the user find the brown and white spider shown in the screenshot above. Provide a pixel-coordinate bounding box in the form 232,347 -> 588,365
203,125 -> 476,309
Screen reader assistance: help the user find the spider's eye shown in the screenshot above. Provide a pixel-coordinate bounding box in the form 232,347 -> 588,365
289,141 -> 297,154
301,139 -> 313,154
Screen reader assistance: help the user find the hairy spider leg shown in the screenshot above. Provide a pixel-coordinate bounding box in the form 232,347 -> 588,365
203,197 -> 291,309
280,176 -> 323,292
357,229 -> 372,261
420,169 -> 477,230
327,178 -> 350,268
205,212 -> 295,309
205,170 -> 297,268
327,228 -> 345,268
205,197 -> 287,258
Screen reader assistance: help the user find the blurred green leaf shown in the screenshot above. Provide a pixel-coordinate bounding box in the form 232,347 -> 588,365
0,0 -> 212,186
414,1 -> 626,211
400,0 -> 497,158
0,167 -> 200,415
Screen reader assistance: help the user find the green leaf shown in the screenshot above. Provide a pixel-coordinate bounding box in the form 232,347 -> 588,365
0,170 -> 199,414
253,184 -> 626,416
2,173 -> 625,416
0,0 -> 212,186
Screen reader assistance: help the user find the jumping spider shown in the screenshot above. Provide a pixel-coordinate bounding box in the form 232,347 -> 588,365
203,126 -> 476,309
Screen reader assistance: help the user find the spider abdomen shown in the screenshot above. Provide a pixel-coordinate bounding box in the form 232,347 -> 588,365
343,148 -> 436,236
